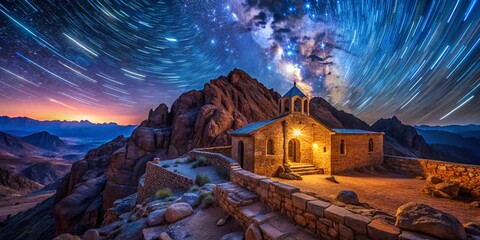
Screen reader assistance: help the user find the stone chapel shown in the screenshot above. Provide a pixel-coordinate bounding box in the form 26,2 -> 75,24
230,82 -> 384,176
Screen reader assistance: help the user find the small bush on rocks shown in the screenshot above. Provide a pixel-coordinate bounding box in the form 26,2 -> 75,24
195,174 -> 211,186
189,186 -> 200,192
199,192 -> 216,209
155,188 -> 172,199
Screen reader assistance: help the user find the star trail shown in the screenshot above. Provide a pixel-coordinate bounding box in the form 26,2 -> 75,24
0,0 -> 479,125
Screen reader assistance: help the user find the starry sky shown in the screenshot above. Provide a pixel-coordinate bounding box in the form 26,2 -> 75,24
0,0 -> 479,126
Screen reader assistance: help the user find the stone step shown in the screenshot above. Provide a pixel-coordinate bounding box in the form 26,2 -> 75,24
239,202 -> 271,220
295,170 -> 322,176
289,164 -> 316,169
290,167 -> 318,171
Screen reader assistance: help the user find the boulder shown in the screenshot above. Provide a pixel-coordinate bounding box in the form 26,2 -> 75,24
82,229 -> 100,240
427,175 -> 443,185
53,233 -> 81,240
245,223 -> 263,240
115,218 -> 147,240
326,175 -> 338,183
336,190 -> 359,205
165,202 -> 194,223
159,232 -> 173,240
395,202 -> 467,240
176,192 -> 199,207
434,181 -> 460,199
147,209 -> 167,226
142,225 -> 167,240
220,232 -> 244,240
464,222 -> 480,236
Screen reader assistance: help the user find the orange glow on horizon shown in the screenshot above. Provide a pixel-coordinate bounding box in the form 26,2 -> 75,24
0,99 -> 145,125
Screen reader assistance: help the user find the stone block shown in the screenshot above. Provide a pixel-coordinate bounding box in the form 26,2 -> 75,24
398,230 -> 438,240
271,182 -> 299,198
253,212 -> 279,225
292,192 -> 317,210
324,205 -> 352,224
339,223 -> 354,240
367,219 -> 400,240
344,212 -> 371,234
307,200 -> 331,217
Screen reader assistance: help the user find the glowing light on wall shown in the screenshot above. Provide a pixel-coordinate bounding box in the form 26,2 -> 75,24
293,129 -> 302,137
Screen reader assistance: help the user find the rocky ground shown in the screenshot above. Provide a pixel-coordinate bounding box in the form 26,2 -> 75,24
274,168 -> 480,224
53,183 -> 244,240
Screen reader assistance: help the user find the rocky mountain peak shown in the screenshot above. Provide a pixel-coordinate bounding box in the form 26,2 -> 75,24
21,131 -> 66,151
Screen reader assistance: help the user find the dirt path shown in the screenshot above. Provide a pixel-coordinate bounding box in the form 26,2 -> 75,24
275,172 -> 480,224
167,206 -> 244,239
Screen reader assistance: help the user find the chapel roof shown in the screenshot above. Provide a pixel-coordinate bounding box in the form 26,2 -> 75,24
282,82 -> 307,98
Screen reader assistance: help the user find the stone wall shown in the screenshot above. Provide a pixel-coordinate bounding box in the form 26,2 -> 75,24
330,133 -> 384,174
194,146 -> 232,157
187,149 -> 240,177
215,166 -> 403,240
384,155 -> 480,198
138,162 -> 194,203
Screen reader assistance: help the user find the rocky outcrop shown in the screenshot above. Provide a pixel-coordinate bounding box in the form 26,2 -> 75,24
0,167 -> 43,198
20,161 -> 71,186
395,202 -> 467,240
372,117 -> 437,159
21,131 -> 66,151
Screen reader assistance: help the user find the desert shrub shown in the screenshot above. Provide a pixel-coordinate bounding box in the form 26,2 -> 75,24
199,192 -> 216,209
195,173 -> 211,186
155,188 -> 172,199
189,186 -> 200,192
197,156 -> 207,167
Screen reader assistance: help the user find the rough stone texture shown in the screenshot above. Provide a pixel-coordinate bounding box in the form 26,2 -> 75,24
82,229 -> 100,240
368,219 -> 401,240
395,202 -> 467,240
53,233 -> 81,240
433,181 -> 460,199
245,223 -> 263,240
142,225 -> 167,240
114,218 -> 147,240
231,111 -> 384,176
398,230 -> 439,240
138,162 -> 194,202
220,232 -> 245,240
147,209 -> 166,226
384,156 -> 480,198
336,190 -> 360,205
165,203 -> 194,223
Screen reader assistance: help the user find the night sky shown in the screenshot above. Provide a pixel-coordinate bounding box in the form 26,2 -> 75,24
0,0 -> 479,125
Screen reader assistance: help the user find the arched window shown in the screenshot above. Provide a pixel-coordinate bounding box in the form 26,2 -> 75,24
303,100 -> 308,114
294,99 -> 301,112
285,99 -> 290,112
368,138 -> 374,152
267,139 -> 274,155
340,140 -> 345,155
323,146 -> 327,152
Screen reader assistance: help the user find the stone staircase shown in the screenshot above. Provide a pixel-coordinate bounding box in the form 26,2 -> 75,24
216,182 -> 316,240
288,162 -> 323,176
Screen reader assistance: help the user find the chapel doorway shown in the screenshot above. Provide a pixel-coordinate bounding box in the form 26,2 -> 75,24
238,141 -> 244,168
288,138 -> 300,162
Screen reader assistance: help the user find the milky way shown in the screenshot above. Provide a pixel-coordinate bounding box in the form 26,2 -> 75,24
0,0 -> 479,125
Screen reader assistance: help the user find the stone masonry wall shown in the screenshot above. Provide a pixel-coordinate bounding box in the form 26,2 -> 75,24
187,149 -> 240,177
138,162 -> 194,203
384,155 -> 480,198
215,166 -> 403,240
194,146 -> 232,157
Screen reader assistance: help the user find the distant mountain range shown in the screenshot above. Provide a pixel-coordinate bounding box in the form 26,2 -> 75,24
415,125 -> 480,164
0,116 -> 136,141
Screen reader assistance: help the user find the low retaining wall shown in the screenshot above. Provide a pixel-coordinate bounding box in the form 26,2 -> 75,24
220,167 -> 403,239
187,148 -> 239,177
138,162 -> 194,203
194,146 -> 232,157
384,155 -> 480,198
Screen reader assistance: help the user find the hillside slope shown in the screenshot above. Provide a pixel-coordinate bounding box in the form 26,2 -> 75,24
0,68 -> 441,238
